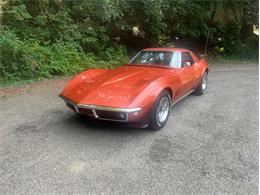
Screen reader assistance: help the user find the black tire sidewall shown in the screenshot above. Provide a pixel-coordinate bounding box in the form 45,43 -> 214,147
149,90 -> 171,130
195,72 -> 207,95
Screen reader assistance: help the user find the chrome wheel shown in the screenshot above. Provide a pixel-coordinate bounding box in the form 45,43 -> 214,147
156,96 -> 170,125
201,73 -> 207,91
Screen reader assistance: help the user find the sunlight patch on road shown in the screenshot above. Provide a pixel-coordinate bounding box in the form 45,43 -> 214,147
68,160 -> 88,174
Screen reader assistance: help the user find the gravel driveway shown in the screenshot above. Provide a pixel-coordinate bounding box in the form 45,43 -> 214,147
0,62 -> 258,194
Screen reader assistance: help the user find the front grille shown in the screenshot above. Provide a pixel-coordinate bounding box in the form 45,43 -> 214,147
95,110 -> 127,121
61,95 -> 130,122
78,108 -> 93,115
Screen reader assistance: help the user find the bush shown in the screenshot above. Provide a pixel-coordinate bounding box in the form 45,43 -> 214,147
0,28 -> 129,83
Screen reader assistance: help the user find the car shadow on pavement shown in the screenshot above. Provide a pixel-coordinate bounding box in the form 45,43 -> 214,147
55,111 -> 155,135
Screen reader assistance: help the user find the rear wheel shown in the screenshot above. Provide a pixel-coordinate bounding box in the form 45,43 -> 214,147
149,90 -> 171,130
194,72 -> 208,95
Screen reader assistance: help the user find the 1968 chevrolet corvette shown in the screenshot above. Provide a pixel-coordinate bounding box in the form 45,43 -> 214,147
59,48 -> 208,130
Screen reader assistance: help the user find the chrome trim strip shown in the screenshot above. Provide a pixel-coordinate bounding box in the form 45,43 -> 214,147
60,96 -> 79,113
77,104 -> 141,113
129,50 -> 141,63
92,109 -> 98,118
74,105 -> 79,113
171,89 -> 194,106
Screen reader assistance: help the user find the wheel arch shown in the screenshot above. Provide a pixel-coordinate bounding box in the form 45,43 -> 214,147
163,87 -> 174,102
129,75 -> 177,109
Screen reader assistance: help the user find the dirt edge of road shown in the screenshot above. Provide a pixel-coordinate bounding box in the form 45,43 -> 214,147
0,77 -> 72,98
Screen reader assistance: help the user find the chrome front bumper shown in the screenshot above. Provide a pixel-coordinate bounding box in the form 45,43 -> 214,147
60,96 -> 141,122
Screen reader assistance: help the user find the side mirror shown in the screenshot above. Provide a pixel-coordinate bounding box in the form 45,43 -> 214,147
182,61 -> 191,67
185,61 -> 191,66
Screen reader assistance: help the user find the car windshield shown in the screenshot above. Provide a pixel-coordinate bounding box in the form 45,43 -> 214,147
130,50 -> 181,68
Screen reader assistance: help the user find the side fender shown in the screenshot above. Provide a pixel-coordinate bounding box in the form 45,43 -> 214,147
200,59 -> 209,74
129,75 -> 181,109
193,59 -> 209,83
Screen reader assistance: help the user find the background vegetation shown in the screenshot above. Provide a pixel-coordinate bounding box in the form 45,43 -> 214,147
0,0 -> 258,84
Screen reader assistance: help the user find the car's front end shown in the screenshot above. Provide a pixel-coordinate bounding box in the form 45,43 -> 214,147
60,94 -> 144,123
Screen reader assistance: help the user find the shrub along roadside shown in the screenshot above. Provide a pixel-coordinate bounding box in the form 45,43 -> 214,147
0,28 -> 129,85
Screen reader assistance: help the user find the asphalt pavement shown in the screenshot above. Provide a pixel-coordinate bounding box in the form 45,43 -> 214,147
0,62 -> 258,194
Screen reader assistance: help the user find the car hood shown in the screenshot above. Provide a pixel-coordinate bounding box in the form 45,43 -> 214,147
62,65 -> 172,107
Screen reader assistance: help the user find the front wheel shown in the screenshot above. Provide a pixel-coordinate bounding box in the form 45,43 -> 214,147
149,90 -> 171,130
194,72 -> 208,95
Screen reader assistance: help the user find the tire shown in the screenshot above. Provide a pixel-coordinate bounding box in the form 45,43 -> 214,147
149,90 -> 171,130
194,72 -> 208,95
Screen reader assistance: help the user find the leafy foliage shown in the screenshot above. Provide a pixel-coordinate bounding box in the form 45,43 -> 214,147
0,0 -> 258,83
0,28 -> 127,83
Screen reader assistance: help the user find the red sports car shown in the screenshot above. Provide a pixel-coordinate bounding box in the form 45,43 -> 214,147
59,48 -> 209,130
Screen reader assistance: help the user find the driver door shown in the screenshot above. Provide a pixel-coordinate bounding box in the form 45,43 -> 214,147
179,52 -> 196,95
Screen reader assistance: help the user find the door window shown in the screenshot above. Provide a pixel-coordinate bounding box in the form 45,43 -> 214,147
181,52 -> 194,67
